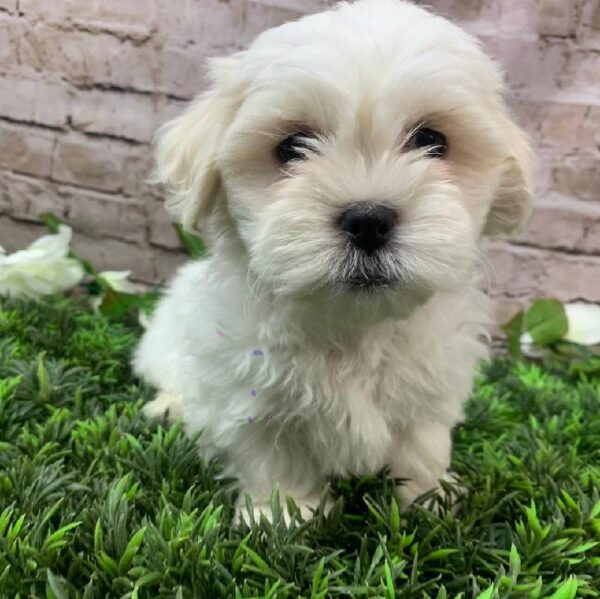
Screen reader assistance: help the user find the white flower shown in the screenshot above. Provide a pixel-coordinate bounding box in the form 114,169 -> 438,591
98,270 -> 141,294
0,225 -> 84,298
520,302 -> 600,351
564,302 -> 600,346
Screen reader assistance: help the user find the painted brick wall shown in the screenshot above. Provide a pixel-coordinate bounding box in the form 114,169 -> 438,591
0,0 -> 598,319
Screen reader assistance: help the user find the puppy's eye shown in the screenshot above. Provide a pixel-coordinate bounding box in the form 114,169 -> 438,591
275,133 -> 314,164
409,127 -> 448,158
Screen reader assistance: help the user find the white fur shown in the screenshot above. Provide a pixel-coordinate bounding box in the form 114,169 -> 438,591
134,0 -> 534,517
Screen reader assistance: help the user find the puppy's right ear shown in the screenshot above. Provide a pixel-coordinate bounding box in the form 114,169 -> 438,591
154,58 -> 242,233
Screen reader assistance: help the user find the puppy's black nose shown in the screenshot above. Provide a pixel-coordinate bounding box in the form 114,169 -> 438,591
339,202 -> 398,254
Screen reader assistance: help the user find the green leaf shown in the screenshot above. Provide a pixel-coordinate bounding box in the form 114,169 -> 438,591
37,353 -> 51,401
40,212 -> 67,233
134,572 -> 161,587
524,299 -> 568,346
98,289 -> 139,318
46,569 -> 69,599
389,497 -> 400,538
475,584 -> 495,599
423,548 -> 459,561
569,356 -> 600,376
502,310 -> 523,358
118,526 -> 147,575
548,577 -> 578,599
98,289 -> 160,320
590,499 -> 600,519
241,546 -> 279,578
311,558 -> 326,597
525,501 -> 543,538
384,560 -> 395,599
98,551 -> 118,576
43,521 -> 82,552
567,541 -> 599,555
509,544 -> 521,581
94,520 -> 103,552
174,224 -> 208,259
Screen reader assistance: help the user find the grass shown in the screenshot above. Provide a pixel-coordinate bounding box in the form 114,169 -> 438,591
1,297 -> 600,598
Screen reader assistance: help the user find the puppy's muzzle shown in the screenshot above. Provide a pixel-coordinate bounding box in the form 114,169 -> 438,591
338,202 -> 398,255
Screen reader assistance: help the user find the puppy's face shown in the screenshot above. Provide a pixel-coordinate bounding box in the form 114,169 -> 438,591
157,0 -> 533,320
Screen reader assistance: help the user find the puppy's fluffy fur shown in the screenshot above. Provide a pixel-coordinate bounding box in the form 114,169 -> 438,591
134,0 -> 533,515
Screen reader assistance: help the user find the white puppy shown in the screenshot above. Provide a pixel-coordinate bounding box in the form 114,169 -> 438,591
134,0 -> 533,517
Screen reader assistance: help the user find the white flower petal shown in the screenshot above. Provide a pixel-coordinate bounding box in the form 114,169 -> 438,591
27,224 -> 72,259
564,302 -> 600,346
99,270 -> 140,294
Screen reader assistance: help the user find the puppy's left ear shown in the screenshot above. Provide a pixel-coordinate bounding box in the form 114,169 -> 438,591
483,121 -> 535,236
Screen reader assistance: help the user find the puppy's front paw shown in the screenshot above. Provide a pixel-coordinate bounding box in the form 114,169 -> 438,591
143,391 -> 183,422
235,500 -> 277,525
235,493 -> 325,525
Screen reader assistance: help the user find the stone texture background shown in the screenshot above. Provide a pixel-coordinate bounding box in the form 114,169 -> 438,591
0,0 -> 598,318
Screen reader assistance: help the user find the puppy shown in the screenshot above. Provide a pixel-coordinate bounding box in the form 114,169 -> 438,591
134,0 -> 533,518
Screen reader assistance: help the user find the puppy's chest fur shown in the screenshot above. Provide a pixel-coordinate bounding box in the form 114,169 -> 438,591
275,338 -> 407,474
235,294 -> 488,476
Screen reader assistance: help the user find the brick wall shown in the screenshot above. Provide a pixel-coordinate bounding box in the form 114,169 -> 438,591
0,0 -> 598,318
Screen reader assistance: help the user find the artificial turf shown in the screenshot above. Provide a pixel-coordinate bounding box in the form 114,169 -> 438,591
1,297 -> 599,598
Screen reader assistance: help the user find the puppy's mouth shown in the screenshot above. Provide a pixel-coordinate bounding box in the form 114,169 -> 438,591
342,273 -> 396,291
332,250 -> 403,293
